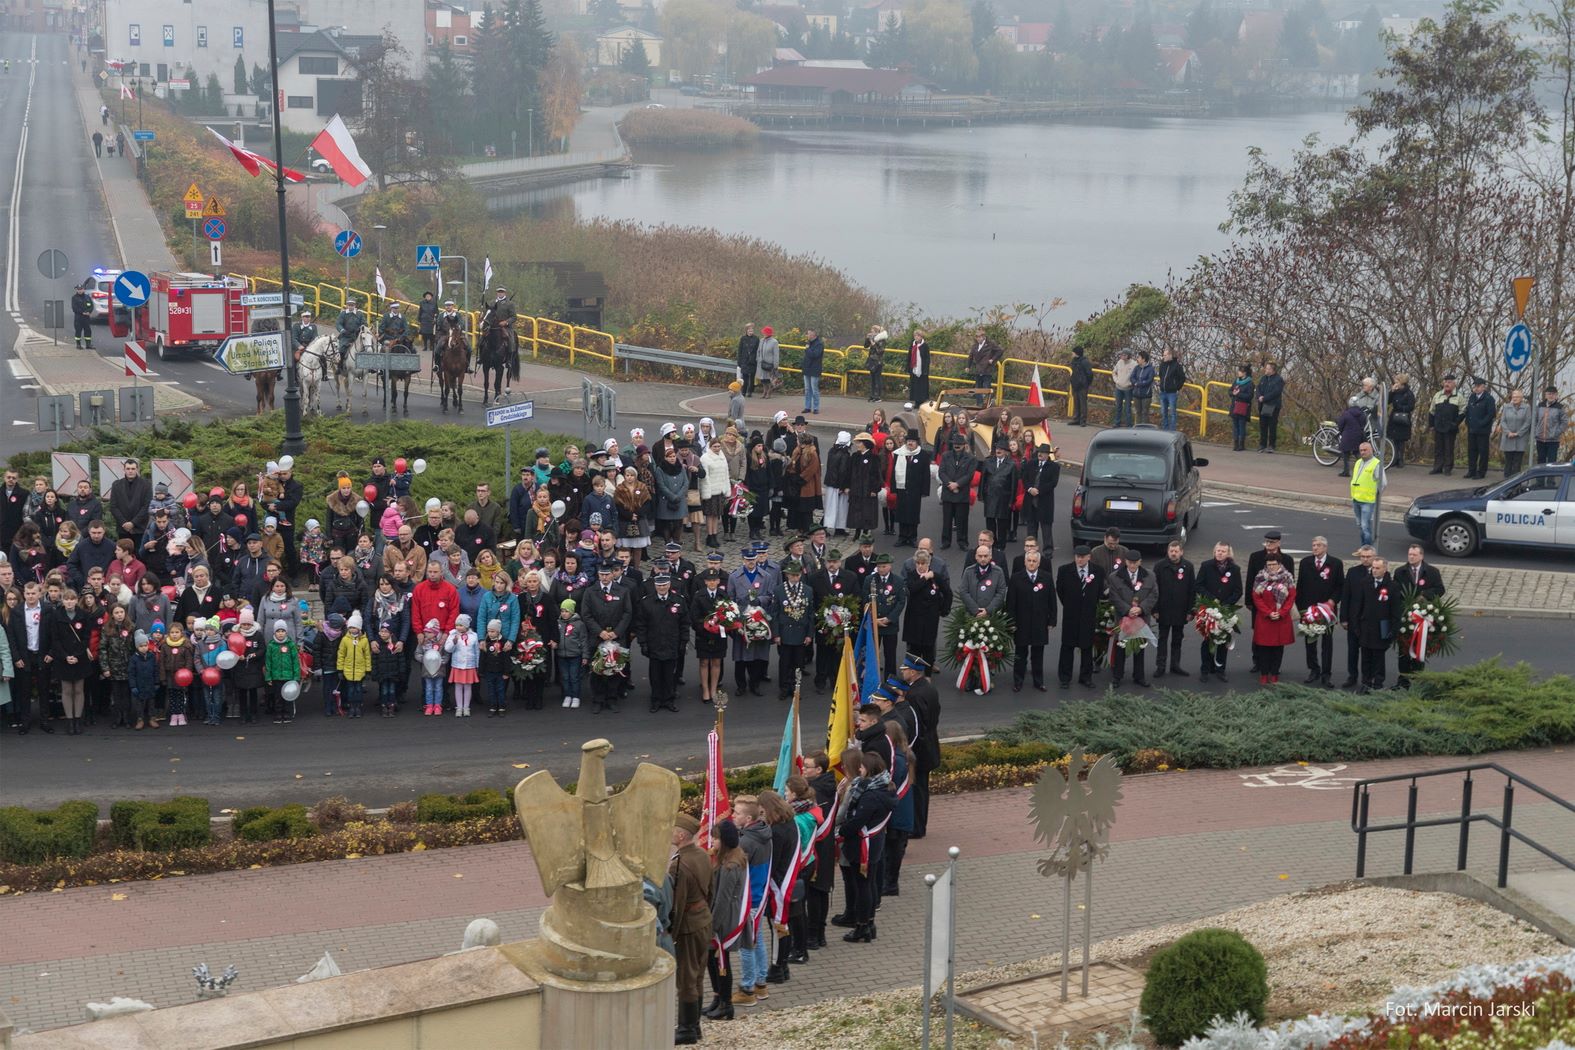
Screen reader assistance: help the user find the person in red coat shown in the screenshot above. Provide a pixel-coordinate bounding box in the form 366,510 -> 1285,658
1250,559 -> 1296,685
410,560 -> 460,637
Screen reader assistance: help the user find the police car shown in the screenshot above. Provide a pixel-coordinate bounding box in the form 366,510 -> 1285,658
83,268 -> 123,321
1404,464 -> 1575,557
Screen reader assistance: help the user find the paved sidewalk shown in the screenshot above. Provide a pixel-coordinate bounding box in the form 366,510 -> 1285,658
71,74 -> 177,276
2,747 -> 1570,1033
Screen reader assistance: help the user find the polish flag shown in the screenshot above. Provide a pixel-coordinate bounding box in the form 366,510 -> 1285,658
206,127 -> 306,183
118,81 -> 135,99
309,115 -> 373,188
1028,364 -> 1045,407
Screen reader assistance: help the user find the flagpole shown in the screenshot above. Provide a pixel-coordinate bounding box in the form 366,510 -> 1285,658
268,0 -> 304,457
869,573 -> 880,681
791,667 -> 802,767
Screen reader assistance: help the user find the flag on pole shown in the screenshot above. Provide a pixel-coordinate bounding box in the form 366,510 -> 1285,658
206,127 -> 306,183
308,114 -> 373,188
119,81 -> 135,100
1028,364 -> 1045,407
853,604 -> 882,703
483,257 -> 494,291
771,703 -> 797,792
826,636 -> 856,775
700,728 -> 729,849
374,267 -> 386,301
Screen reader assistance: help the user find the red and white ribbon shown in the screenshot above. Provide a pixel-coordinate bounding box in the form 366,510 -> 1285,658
954,642 -> 991,693
714,881 -> 751,957
859,812 -> 892,875
1407,609 -> 1430,662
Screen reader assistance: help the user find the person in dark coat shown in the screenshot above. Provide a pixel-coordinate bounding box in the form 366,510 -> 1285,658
1346,555 -> 1397,692
1022,444 -> 1060,553
1464,377 -> 1497,479
669,812 -> 713,1044
736,324 -> 760,397
772,560 -> 815,701
803,752 -> 838,946
1069,347 -> 1094,426
1255,361 -> 1285,452
870,554 -> 906,673
801,329 -> 825,415
47,592 -> 93,734
1055,546 -> 1103,688
1196,541 -> 1243,681
845,435 -> 882,541
937,434 -> 976,551
978,437 -> 1017,559
1006,549 -> 1056,691
1393,543 -> 1445,688
889,434 -> 931,547
1,468 -> 27,552
639,573 -> 688,712
904,329 -> 930,408
836,749 -> 896,944
109,460 -> 152,542
897,656 -> 941,837
1428,374 -> 1466,475
900,551 -> 951,674
1154,539 -> 1196,678
689,568 -> 730,705
416,292 -> 438,353
810,550 -> 856,690
1105,548 -> 1157,687
1337,399 -> 1368,477
1295,537 -> 1344,686
1338,545 -> 1375,688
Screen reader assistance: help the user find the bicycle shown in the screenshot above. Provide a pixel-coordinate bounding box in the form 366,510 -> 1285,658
1307,418 -> 1395,468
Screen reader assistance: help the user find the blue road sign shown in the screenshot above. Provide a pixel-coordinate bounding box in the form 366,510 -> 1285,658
334,230 -> 363,258
132,130 -> 155,142
1505,323 -> 1532,374
203,217 -> 227,241
415,244 -> 441,271
113,270 -> 151,308
485,400 -> 535,428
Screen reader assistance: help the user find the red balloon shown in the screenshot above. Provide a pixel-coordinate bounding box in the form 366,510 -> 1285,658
182,492 -> 199,509
160,585 -> 176,600
394,457 -> 408,474
234,514 -> 248,528
228,632 -> 247,655
201,666 -> 222,687
363,484 -> 379,502
174,668 -> 194,688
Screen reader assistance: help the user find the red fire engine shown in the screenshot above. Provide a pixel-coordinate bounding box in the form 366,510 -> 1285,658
108,272 -> 251,362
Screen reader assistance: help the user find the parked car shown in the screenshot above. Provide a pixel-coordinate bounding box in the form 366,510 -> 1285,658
1069,426 -> 1208,549
83,268 -> 123,322
1404,464 -> 1575,557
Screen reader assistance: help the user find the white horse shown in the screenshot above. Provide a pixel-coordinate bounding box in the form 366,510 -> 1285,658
297,334 -> 335,417
340,327 -> 373,415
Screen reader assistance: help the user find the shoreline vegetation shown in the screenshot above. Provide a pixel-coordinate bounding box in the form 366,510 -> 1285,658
617,106 -> 761,147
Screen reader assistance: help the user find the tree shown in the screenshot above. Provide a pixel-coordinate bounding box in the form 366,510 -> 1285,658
590,0 -> 621,27
249,63 -> 270,102
233,55 -> 247,96
1186,0 -> 1221,47
424,43 -> 472,156
1278,8 -> 1320,69
867,13 -> 912,68
355,31 -> 452,189
907,0 -> 978,87
206,72 -> 225,111
970,0 -> 998,48
621,37 -> 653,75
541,38 -> 585,150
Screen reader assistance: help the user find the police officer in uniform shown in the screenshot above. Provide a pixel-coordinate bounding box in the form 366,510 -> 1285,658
669,812 -> 713,1045
639,570 -> 688,712
71,283 -> 95,349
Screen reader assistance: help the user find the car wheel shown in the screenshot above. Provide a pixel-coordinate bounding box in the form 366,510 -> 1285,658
1432,517 -> 1478,558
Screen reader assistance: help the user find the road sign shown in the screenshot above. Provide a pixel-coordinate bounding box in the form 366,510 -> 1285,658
240,292 -> 305,308
120,386 -> 155,423
124,340 -> 151,378
358,351 -> 422,373
486,400 -> 536,428
1505,323 -> 1533,374
151,458 -> 194,498
51,451 -> 90,490
416,244 -> 441,271
334,230 -> 363,258
169,78 -> 191,88
133,130 -> 155,142
204,217 -> 227,241
36,248 -> 69,280
184,182 -> 205,219
202,196 -> 226,218
1512,275 -> 1536,321
98,70 -> 108,82
98,454 -> 133,496
210,240 -> 223,268
113,270 -> 151,307
214,331 -> 286,374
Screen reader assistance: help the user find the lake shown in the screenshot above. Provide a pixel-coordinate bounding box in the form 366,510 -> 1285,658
515,110 -> 1357,322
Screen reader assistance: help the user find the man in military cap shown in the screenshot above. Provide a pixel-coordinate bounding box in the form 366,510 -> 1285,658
773,559 -> 815,701
335,298 -> 365,371
640,570 -> 688,712
378,301 -> 410,349
669,812 -> 713,1045
292,309 -> 320,371
810,547 -> 855,691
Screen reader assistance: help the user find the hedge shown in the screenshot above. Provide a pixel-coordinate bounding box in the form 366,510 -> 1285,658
0,801 -> 100,864
109,797 -> 212,852
415,788 -> 514,823
232,804 -> 316,843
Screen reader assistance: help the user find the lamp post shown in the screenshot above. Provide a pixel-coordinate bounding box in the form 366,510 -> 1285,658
267,0 -> 304,458
445,254 -> 470,315
373,224 -> 387,264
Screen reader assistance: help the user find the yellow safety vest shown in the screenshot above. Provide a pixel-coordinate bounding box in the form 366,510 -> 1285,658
1350,458 -> 1379,503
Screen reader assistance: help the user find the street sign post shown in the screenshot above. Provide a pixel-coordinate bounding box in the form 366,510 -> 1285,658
1505,323 -> 1532,375
43,300 -> 65,346
81,390 -> 117,429
113,270 -> 151,307
210,240 -> 223,268
214,332 -> 286,374
416,244 -> 441,271
36,248 -> 69,280
132,130 -> 155,142
202,196 -> 226,218
123,340 -> 151,378
184,182 -> 205,247
39,404 -> 78,451
334,229 -> 363,301
240,292 -> 305,308
486,399 -> 536,482
120,384 -> 155,423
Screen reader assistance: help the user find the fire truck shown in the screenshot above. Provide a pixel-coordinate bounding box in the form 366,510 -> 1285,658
107,272 -> 251,362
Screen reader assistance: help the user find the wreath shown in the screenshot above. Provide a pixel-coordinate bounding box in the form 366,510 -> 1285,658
1295,600 -> 1337,640
1191,596 -> 1241,654
1397,587 -> 1460,660
510,630 -> 548,679
703,598 -> 742,637
590,640 -> 630,676
740,605 -> 773,644
941,606 -> 1015,693
817,593 -> 862,639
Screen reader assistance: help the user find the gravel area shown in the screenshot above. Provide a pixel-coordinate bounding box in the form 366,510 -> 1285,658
698,885 -> 1565,1049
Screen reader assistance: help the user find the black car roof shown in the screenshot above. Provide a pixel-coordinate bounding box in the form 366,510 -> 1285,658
1084,428 -> 1185,450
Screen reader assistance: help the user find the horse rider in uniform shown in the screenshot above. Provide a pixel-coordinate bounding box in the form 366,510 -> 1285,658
336,298 -> 366,368
480,286 -> 518,376
292,309 -> 321,377
434,298 -> 471,375
71,283 -> 95,350
378,301 -> 410,352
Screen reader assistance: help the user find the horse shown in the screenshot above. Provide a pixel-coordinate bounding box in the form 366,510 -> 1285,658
253,369 -> 279,415
438,326 -> 469,414
338,327 -> 372,416
478,321 -> 515,407
372,338 -> 419,415
296,333 -> 336,416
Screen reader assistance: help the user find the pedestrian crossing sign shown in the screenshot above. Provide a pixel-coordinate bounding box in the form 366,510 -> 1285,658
416,244 -> 441,271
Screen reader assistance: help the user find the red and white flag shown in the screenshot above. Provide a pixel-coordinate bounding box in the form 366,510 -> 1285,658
118,81 -> 135,99
699,728 -> 730,850
309,114 -> 373,188
1028,364 -> 1045,407
207,127 -> 306,183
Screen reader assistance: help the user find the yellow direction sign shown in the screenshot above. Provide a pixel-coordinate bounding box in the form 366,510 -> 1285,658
202,196 -> 226,218
1512,275 -> 1536,321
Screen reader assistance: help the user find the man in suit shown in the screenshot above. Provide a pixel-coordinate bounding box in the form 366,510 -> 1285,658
1348,556 -> 1398,692
960,545 -> 1007,619
1338,545 -> 1376,689
773,560 -> 816,701
979,437 -> 1017,560
1,467 -> 26,551
109,458 -> 152,542
1105,548 -> 1157,687
1023,444 -> 1060,553
902,537 -> 951,585
809,548 -> 855,690
1006,548 -> 1056,692
581,563 -> 633,710
937,434 -> 976,551
1154,539 -> 1196,678
1393,543 -> 1446,688
1055,545 -> 1103,688
1295,536 -> 1345,686
870,554 -> 907,674
897,655 -> 940,838
1196,541 -> 1243,682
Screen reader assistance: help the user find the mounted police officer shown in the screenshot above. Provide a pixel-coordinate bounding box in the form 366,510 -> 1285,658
434,298 -> 470,375
480,286 -> 517,376
71,283 -> 95,349
378,301 -> 410,350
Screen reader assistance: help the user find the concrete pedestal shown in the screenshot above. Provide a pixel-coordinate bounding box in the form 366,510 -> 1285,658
503,940 -> 676,1050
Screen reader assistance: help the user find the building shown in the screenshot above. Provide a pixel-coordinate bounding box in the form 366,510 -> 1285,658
100,0 -> 426,91
4,0 -> 66,31
276,30 -> 364,132
740,64 -> 934,104
804,12 -> 839,35
596,25 -> 662,68
1236,10 -> 1285,50
426,0 -> 476,51
1156,46 -> 1198,84
994,21 -> 1052,52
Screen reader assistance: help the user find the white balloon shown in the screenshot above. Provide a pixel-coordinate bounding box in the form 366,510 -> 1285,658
305,518 -> 320,531
266,460 -> 279,474
425,497 -> 442,512
174,527 -> 192,542
216,649 -> 239,670
422,650 -> 443,676
412,458 -> 428,475
356,500 -> 370,517
551,499 -> 566,520
281,680 -> 301,702
118,584 -> 134,606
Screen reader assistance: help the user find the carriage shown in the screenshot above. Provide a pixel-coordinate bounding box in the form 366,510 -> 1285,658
891,386 -> 1058,456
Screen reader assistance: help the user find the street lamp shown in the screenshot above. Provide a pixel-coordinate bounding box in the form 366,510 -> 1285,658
445,254 -> 470,315
446,280 -> 467,317
265,0 -> 304,458
372,224 -> 388,264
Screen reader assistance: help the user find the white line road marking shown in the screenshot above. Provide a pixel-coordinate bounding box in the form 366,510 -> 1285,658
1240,525 -> 1285,530
12,420 -> 30,426
1232,509 -> 1255,514
8,360 -> 33,379
1202,501 -> 1239,507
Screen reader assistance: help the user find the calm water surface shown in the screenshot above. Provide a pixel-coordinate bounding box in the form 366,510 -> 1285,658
520,112 -> 1355,321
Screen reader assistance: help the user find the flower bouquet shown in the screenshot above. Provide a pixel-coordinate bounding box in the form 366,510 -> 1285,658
703,598 -> 742,637
591,640 -> 630,677
726,482 -> 756,519
510,632 -> 548,679
1397,587 -> 1461,660
1115,614 -> 1155,658
817,593 -> 861,639
1190,596 -> 1240,655
1091,600 -> 1119,669
941,606 -> 1015,693
740,605 -> 773,644
1295,600 -> 1337,639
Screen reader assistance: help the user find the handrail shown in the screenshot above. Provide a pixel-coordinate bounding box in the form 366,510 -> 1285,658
1350,762 -> 1575,889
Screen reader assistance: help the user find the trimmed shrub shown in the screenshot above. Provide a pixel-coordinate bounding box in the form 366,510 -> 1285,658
111,797 -> 212,852
233,804 -> 316,843
1140,928 -> 1268,1046
416,789 -> 513,823
0,801 -> 100,864
307,795 -> 368,831
385,800 -> 420,824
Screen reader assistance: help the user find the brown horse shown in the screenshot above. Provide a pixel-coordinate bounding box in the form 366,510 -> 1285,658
254,369 -> 279,415
438,327 -> 468,414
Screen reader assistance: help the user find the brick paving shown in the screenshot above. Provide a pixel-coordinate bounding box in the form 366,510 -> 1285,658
962,963 -> 1145,1034
2,748 -> 1571,1033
